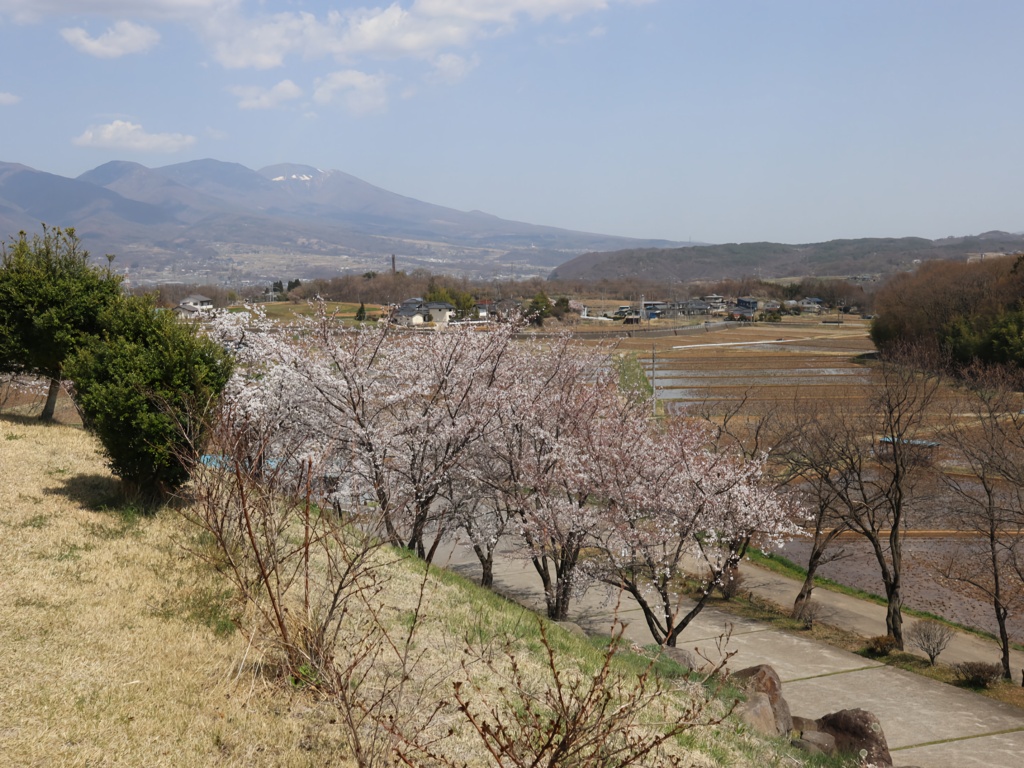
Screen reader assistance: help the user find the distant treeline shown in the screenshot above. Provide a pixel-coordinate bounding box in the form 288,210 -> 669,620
140,270 -> 875,311
871,255 -> 1024,368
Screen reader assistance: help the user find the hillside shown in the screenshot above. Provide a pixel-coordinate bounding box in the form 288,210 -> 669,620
0,159 -> 684,284
549,232 -> 1024,282
0,417 -> 800,767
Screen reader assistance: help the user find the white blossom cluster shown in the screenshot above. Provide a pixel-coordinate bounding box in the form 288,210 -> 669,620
202,306 -> 794,639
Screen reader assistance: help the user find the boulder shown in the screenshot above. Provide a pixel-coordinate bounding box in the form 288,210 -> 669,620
732,664 -> 793,736
736,692 -> 778,737
556,621 -> 587,638
791,729 -> 837,756
791,715 -> 818,735
662,646 -> 697,671
815,708 -> 892,767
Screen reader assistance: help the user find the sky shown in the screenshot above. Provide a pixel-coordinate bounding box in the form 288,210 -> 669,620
1,0 -> 1023,245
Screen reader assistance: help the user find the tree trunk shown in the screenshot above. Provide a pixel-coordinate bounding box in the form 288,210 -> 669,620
792,542 -> 829,618
996,605 -> 1012,680
792,570 -> 817,620
885,580 -> 904,649
616,578 -> 667,647
40,378 -> 60,421
551,560 -> 574,622
793,522 -> 845,619
472,543 -> 494,588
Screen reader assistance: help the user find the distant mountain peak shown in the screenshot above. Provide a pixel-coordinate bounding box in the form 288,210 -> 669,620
0,158 -> 688,284
259,163 -> 325,182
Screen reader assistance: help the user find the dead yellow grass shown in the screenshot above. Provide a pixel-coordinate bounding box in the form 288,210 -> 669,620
1,417 -> 800,767
0,418 -> 356,767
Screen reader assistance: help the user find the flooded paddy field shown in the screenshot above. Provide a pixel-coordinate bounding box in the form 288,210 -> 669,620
615,319 -> 879,406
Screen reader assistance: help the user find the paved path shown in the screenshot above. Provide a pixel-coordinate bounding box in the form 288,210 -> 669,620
439,541 -> 1024,768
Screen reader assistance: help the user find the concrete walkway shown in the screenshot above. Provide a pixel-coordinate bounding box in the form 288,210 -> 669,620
440,542 -> 1024,768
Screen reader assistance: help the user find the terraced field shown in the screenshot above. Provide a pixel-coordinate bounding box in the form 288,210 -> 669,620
614,318 -> 878,408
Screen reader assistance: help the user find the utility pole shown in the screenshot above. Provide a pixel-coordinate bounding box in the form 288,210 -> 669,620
651,343 -> 657,417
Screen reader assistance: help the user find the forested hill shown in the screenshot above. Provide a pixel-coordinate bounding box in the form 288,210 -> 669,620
548,231 -> 1024,282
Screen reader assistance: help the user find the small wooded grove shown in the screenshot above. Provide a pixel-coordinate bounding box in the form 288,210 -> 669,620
871,254 -> 1024,367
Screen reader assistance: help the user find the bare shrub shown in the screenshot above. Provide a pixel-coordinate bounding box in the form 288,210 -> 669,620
0,374 -> 48,415
794,599 -> 823,630
446,616 -> 735,768
182,404 -> 433,766
906,619 -> 955,665
864,635 -> 898,658
953,661 -> 1003,688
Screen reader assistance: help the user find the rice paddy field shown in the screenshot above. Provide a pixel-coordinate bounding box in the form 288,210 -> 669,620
615,317 -> 878,408
610,317 -> 1023,645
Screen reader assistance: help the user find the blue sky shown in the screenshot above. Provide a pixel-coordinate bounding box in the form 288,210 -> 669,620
1,0 -> 1022,244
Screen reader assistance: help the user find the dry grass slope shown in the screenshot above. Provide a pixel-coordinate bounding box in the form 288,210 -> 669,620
0,418 -> 357,767
1,418 -> 831,767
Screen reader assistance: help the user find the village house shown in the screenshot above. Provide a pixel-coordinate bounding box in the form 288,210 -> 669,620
393,298 -> 457,326
173,294 -> 214,317
680,299 -> 711,316
702,294 -> 727,310
797,297 -> 823,314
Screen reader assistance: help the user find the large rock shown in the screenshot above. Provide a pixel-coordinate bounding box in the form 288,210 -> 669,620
732,664 -> 793,736
792,729 -> 837,756
791,715 -> 818,734
736,692 -> 778,737
815,708 -> 892,767
662,646 -> 696,671
556,621 -> 587,638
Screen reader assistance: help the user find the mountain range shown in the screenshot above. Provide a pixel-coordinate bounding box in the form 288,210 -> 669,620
2,159 -> 1020,286
552,232 -> 1024,283
0,159 -> 685,284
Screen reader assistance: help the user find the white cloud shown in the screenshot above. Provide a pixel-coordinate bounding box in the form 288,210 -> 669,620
3,1 -> 627,69
0,91 -> 20,105
313,70 -> 389,115
196,2 -> 618,69
429,52 -> 478,84
230,79 -> 302,109
0,1 -> 233,24
72,120 -> 196,152
3,1 -> 629,92
208,10 -> 321,69
412,0 -> 610,25
60,20 -> 160,58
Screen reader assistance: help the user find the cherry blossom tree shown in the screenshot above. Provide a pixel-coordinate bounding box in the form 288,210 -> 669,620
207,307 -> 795,636
210,306 -> 521,562
591,416 -> 793,646
472,336 -> 624,621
